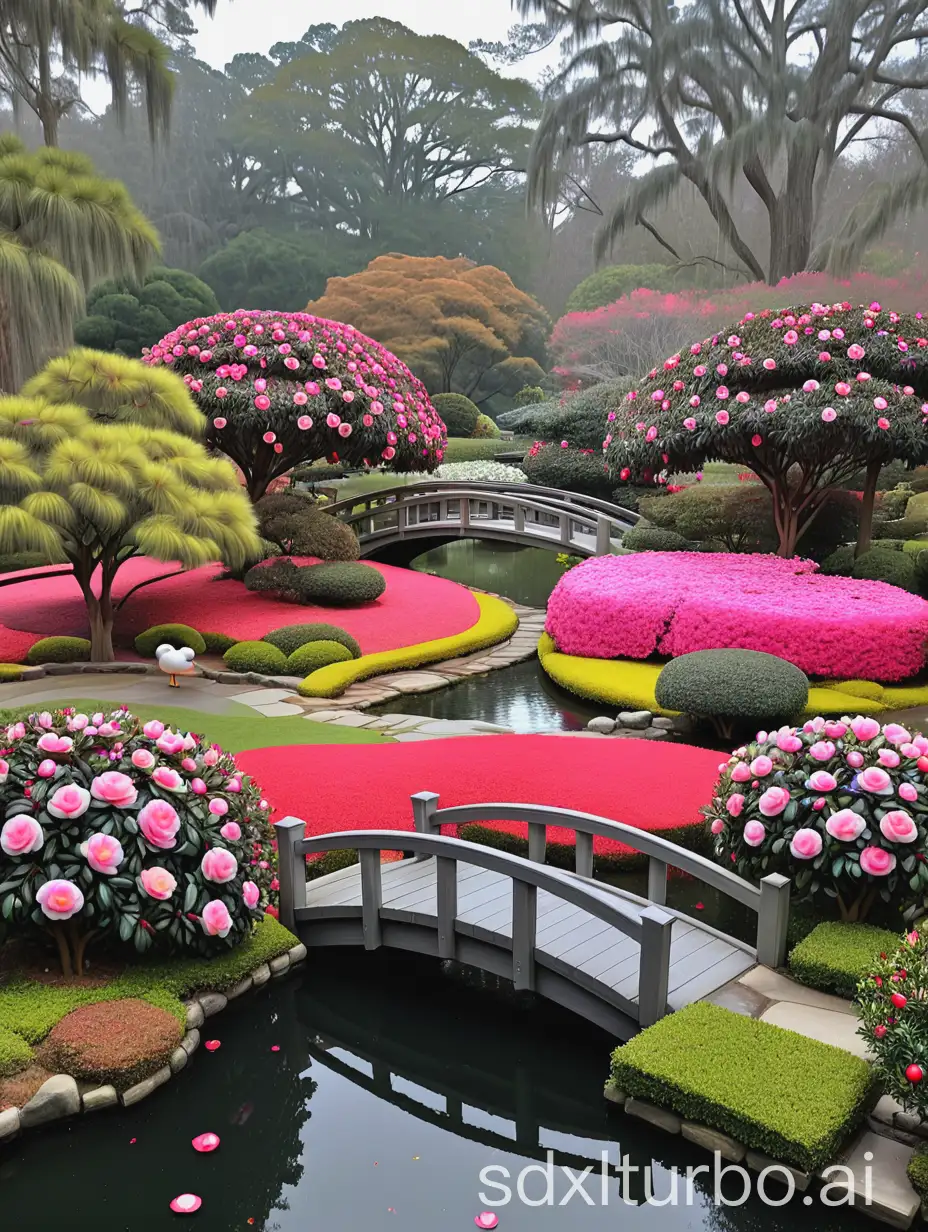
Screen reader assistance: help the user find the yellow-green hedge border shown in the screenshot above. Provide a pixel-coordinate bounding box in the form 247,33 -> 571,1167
538,634 -> 928,716
298,592 -> 518,698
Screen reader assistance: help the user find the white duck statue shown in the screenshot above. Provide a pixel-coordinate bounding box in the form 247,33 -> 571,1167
155,644 -> 197,688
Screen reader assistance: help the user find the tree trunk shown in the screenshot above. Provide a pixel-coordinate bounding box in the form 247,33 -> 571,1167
855,460 -> 881,558
0,292 -> 14,393
767,149 -> 817,282
85,592 -> 115,662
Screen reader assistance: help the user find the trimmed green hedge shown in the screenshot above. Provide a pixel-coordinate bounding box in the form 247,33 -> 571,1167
908,1143 -> 928,1203
135,623 -> 206,658
25,636 -> 92,665
222,640 -> 289,674
788,922 -> 899,999
610,1002 -> 873,1171
297,563 -> 386,606
432,392 -> 479,437
622,526 -> 693,552
286,640 -> 353,675
307,848 -> 360,880
655,649 -> 809,722
200,631 -> 238,654
264,622 -> 361,658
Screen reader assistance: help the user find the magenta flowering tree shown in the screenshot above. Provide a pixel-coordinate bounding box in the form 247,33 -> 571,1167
707,716 -> 928,922
603,301 -> 928,556
144,310 -> 448,501
0,707 -> 277,975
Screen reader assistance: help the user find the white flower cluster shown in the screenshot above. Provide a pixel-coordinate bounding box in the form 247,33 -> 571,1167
433,461 -> 527,483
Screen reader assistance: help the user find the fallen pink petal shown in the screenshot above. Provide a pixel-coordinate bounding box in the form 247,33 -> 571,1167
169,1194 -> 202,1214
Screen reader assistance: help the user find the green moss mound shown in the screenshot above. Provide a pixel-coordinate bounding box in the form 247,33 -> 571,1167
655,649 -> 809,721
622,526 -> 693,552
431,392 -> 479,438
24,636 -> 92,665
0,1022 -> 33,1077
307,848 -> 360,880
200,631 -> 238,654
263,622 -> 361,658
135,623 -> 206,658
286,640 -> 354,675
789,922 -> 899,999
297,563 -> 386,606
610,1002 -> 872,1171
908,1144 -> 928,1203
471,412 -> 500,439
223,640 -> 289,674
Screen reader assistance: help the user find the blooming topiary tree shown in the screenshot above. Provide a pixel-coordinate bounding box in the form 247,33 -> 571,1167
0,707 -> 277,976
603,302 -> 928,556
143,310 -> 448,501
707,716 -> 928,922
858,928 -> 928,1115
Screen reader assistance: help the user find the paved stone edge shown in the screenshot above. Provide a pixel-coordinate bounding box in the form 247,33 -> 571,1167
0,941 -> 307,1146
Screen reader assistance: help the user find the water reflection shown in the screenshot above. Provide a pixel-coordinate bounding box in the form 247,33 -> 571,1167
412,539 -> 567,610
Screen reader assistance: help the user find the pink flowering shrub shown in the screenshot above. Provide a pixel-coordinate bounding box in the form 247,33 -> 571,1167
144,310 -> 447,502
708,716 -> 928,920
545,552 -> 928,680
0,708 -> 277,975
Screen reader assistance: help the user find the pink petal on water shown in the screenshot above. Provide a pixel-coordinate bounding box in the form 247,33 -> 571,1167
270,1045 -> 280,1052
204,1040 -> 221,1052
170,1193 -> 202,1214
475,1215 -> 499,1229
191,1132 -> 220,1153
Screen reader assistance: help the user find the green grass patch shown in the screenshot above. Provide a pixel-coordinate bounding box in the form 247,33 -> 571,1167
610,1002 -> 873,1171
0,1022 -> 33,1077
441,437 -> 530,463
0,915 -> 298,1046
788,922 -> 899,999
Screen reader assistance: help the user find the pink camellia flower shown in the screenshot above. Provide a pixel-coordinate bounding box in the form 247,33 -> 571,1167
242,880 -> 260,908
203,748 -> 220,767
0,757 -> 8,785
850,716 -> 881,741
191,777 -> 207,795
860,846 -> 897,876
846,750 -> 865,769
1,814 -> 44,856
848,343 -> 865,360
878,417 -> 890,430
683,417 -> 697,430
885,724 -> 912,746
730,762 -> 751,782
825,809 -> 866,841
899,782 -> 919,803
710,818 -> 725,835
37,759 -> 56,778
726,793 -> 745,817
808,741 -> 836,762
67,714 -> 88,732
715,409 -> 730,425
37,711 -> 54,728
783,330 -> 798,345
37,878 -> 84,921
152,766 -> 185,792
131,748 -> 155,770
37,733 -> 73,755
880,811 -> 919,843
901,743 -> 921,759
47,783 -> 91,820
758,786 -> 791,816
804,717 -> 825,734
821,408 -> 837,422
139,866 -> 177,900
776,728 -> 803,753
201,899 -> 233,938
208,797 -> 229,816
879,749 -> 901,769
763,358 -> 776,370
750,755 -> 773,777
138,799 -> 181,850
807,770 -> 837,792
743,820 -> 766,846
790,828 -> 823,860
824,721 -> 847,739
82,832 -> 124,875
835,381 -> 851,396
220,821 -> 242,842
226,778 -> 241,794
182,757 -> 197,773
858,766 -> 892,793
156,731 -> 185,755
201,847 -> 238,884
143,720 -> 164,739
90,771 -> 137,808
297,414 -> 313,430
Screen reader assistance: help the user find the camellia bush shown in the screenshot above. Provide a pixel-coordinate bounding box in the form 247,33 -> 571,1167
144,310 -> 447,501
0,707 -> 277,975
523,441 -> 615,498
603,301 -> 928,556
707,716 -> 928,921
858,928 -> 928,1115
545,552 -> 928,680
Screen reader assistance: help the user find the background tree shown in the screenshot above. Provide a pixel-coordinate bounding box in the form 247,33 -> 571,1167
74,267 -> 218,355
0,137 -> 157,390
520,0 -> 928,284
307,255 -> 550,409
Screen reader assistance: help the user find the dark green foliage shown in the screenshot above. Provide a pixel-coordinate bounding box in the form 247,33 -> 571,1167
641,485 -> 775,551
74,268 -> 219,356
263,623 -> 361,658
566,264 -> 676,313
612,485 -> 666,513
908,1145 -> 928,1202
471,412 -> 501,438
25,636 -> 92,665
873,516 -> 928,540
306,848 -> 360,881
256,492 -> 360,561
432,393 -> 480,438
0,552 -> 53,573
789,922 -> 898,999
298,563 -> 386,606
821,546 -> 921,594
878,486 -> 915,520
622,526 -> 693,552
656,649 -> 809,724
199,631 -> 238,654
244,560 -> 307,603
222,640 -> 289,674
610,1003 -> 873,1172
499,379 -> 632,449
134,624 -> 207,658
512,385 -> 545,406
522,443 -> 613,497
285,640 -> 354,675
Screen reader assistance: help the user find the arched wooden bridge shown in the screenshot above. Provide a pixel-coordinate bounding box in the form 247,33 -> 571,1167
276,794 -> 790,1039
324,481 -> 639,560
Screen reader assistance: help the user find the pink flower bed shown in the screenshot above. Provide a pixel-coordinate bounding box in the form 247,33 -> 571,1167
545,552 -> 928,681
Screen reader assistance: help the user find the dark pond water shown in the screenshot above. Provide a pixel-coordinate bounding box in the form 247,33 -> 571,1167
0,952 -> 874,1232
412,540 -> 567,611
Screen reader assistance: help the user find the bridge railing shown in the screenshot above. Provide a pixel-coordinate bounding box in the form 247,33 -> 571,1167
409,793 -> 790,969
274,821 -> 676,1027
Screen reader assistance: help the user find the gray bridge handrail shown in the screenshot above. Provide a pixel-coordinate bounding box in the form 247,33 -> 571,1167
275,822 -> 675,1026
410,793 -> 790,969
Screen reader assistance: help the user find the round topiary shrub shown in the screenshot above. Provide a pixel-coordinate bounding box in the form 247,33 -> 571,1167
222,641 -> 289,674
656,649 -> 809,737
25,637 -> 92,665
859,930 -> 928,1123
297,563 -> 386,606
244,559 -> 305,602
431,393 -> 479,438
263,623 -> 361,658
135,624 -> 206,659
852,549 -> 920,594
707,715 -> 928,921
38,999 -> 182,1087
200,631 -> 238,654
256,492 -> 360,561
513,385 -> 545,407
622,527 -> 693,552
286,640 -> 354,675
0,707 -> 275,974
471,413 -> 500,439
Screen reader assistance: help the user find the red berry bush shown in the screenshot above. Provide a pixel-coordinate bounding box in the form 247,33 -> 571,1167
858,928 -> 928,1117
144,310 -> 447,500
0,707 -> 277,975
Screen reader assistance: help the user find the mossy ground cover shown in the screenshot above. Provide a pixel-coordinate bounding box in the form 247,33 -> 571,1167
610,1002 -> 873,1171
788,921 -> 899,999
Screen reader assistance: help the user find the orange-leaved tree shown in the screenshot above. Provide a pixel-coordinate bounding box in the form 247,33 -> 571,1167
306,255 -> 550,407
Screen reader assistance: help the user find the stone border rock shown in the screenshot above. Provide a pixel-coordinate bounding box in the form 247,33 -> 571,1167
586,709 -> 694,741
0,941 -> 307,1146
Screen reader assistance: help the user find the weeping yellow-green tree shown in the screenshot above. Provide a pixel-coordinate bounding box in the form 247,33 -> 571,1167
0,399 -> 258,660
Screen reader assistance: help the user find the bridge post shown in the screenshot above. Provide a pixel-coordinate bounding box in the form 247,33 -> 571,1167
411,791 -> 440,862
596,515 -> 613,556
274,817 -> 307,933
756,874 -> 790,968
436,856 -> 458,959
460,497 -> 470,530
513,503 -> 525,534
527,822 -> 546,864
512,881 -> 537,992
574,831 -> 594,879
638,906 -> 674,1027
359,848 -> 383,951
647,858 -> 668,906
